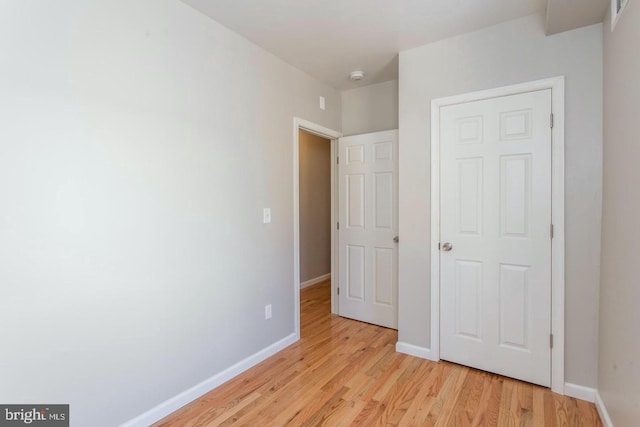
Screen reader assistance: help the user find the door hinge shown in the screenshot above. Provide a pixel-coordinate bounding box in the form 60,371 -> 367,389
337,287 -> 340,295
337,222 -> 340,230
438,242 -> 441,250
550,224 -> 554,239
550,333 -> 554,348
550,113 -> 554,129
337,156 -> 339,164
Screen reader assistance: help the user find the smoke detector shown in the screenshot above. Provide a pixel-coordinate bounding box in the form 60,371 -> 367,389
349,70 -> 365,81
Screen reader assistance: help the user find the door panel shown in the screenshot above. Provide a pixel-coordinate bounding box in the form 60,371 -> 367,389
374,247 -> 394,306
458,158 -> 483,235
339,130 -> 398,329
440,90 -> 552,387
374,173 -> 393,229
499,264 -> 529,349
346,175 -> 365,228
346,245 -> 365,300
455,260 -> 483,340
500,154 -> 531,237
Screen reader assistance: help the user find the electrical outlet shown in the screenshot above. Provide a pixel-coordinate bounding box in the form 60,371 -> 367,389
265,304 -> 272,320
263,208 -> 271,224
319,96 -> 326,110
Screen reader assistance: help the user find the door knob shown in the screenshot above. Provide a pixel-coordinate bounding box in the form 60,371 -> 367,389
393,236 -> 399,243
442,242 -> 453,251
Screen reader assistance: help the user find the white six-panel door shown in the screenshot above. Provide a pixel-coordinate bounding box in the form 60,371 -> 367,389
439,90 -> 552,386
338,130 -> 398,329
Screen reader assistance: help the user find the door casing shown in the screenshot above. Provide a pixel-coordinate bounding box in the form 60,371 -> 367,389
293,118 -> 342,339
429,77 -> 566,394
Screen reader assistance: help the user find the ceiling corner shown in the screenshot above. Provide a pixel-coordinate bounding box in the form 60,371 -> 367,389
545,0 -> 609,36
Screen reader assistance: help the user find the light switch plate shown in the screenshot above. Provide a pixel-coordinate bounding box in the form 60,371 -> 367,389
263,208 -> 271,224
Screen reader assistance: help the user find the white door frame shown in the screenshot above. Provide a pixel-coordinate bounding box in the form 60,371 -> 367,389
429,77 -> 566,394
293,118 -> 342,339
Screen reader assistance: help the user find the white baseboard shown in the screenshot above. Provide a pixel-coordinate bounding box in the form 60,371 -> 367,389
395,341 -> 437,361
300,273 -> 331,289
119,333 -> 298,427
595,391 -> 614,427
564,382 -> 596,402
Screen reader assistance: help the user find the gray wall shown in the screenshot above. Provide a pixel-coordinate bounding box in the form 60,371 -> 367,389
398,14 -> 603,388
299,130 -> 331,284
599,2 -> 640,425
0,1 -> 340,426
341,80 -> 399,136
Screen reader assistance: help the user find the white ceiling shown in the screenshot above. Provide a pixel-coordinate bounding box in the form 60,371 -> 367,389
181,0 -> 608,90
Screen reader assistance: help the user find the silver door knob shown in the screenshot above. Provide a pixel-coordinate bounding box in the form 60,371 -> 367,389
442,242 -> 453,251
393,236 -> 399,243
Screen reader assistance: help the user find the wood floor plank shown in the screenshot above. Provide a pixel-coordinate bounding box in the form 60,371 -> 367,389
397,364 -> 445,427
543,389 -> 558,427
432,366 -> 469,426
511,380 -> 533,426
313,399 -> 368,427
532,386 -> 546,427
369,356 -> 426,425
153,280 -> 602,427
576,397 -> 603,427
470,375 -> 503,426
446,371 -> 487,426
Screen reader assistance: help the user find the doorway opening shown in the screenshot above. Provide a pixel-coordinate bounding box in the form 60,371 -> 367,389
298,128 -> 332,326
293,118 -> 342,339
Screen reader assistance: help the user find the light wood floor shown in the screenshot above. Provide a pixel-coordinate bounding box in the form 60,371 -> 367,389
154,281 -> 601,426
